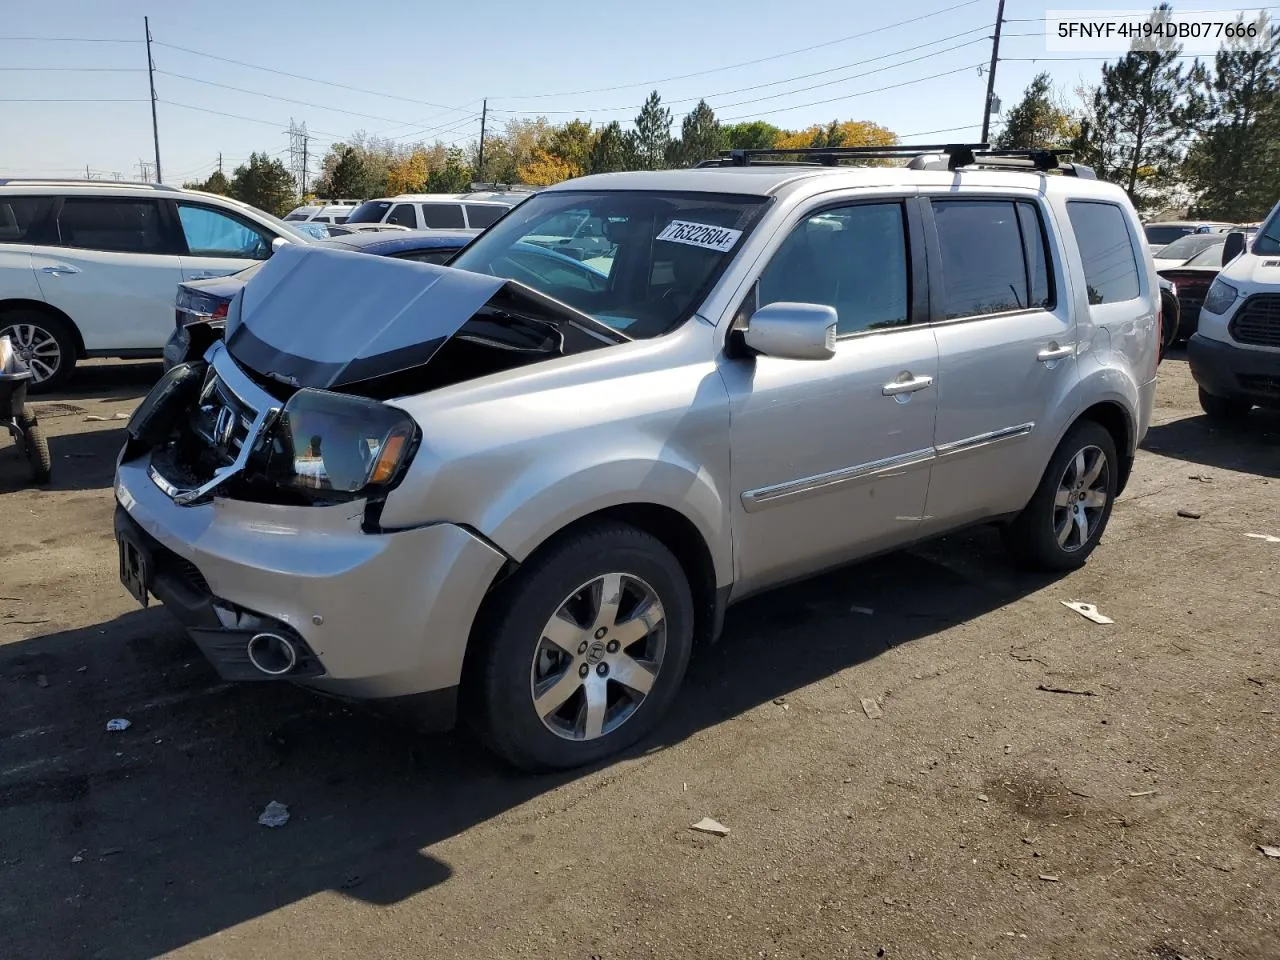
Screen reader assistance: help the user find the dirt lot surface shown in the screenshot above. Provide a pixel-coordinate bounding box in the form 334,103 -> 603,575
2,355 -> 1278,960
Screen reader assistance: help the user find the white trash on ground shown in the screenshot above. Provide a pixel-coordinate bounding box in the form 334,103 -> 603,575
689,817 -> 730,837
258,801 -> 291,828
105,719 -> 131,732
1060,600 -> 1115,624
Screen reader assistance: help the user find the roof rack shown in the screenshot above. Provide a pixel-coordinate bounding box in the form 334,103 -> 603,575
697,143 -> 1096,178
0,177 -> 184,190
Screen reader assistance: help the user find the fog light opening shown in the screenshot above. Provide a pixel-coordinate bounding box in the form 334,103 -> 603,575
246,632 -> 298,676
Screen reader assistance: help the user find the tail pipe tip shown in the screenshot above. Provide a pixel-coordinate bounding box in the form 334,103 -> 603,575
246,632 -> 298,677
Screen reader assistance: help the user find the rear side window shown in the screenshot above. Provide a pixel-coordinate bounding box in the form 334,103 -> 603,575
1066,201 -> 1141,305
932,199 -> 1053,319
0,196 -> 55,243
57,198 -> 171,254
387,204 -> 418,228
421,203 -> 465,229
284,213 -> 308,221
465,204 -> 505,228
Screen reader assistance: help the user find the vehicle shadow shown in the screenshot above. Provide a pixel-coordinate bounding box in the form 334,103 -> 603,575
0,524 -> 1056,960
1141,408 -> 1280,478
0,427 -> 125,494
40,359 -> 163,402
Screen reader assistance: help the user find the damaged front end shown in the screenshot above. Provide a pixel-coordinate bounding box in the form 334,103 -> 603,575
122,243 -> 624,524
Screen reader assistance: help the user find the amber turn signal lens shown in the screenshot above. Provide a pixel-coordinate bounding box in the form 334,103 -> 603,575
369,430 -> 409,485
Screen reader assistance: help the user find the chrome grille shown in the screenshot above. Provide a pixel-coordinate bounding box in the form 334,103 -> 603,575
1230,294 -> 1280,348
192,370 -> 258,466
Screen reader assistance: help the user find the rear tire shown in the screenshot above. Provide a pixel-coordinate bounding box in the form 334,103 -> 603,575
469,522 -> 694,773
17,414 -> 51,485
1002,420 -> 1118,572
0,309 -> 77,393
1198,387 -> 1251,422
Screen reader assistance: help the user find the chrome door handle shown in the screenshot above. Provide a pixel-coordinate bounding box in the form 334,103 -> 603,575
40,264 -> 81,275
188,272 -> 217,280
882,374 -> 934,397
1037,343 -> 1075,362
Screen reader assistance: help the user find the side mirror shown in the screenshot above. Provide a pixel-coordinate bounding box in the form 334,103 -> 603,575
742,302 -> 837,361
1222,231 -> 1246,265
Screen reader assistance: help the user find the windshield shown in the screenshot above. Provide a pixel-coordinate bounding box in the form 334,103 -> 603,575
1156,233 -> 1224,262
448,190 -> 768,338
347,200 -> 392,224
1145,225 -> 1194,246
1186,243 -> 1226,267
1254,204 -> 1280,255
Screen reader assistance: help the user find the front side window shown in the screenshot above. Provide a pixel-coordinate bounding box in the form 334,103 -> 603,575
177,204 -> 271,258
1066,201 -> 1141,305
449,190 -> 767,338
421,203 -> 465,229
387,203 -> 418,228
933,199 -> 1052,319
754,202 -> 910,335
57,197 -> 170,254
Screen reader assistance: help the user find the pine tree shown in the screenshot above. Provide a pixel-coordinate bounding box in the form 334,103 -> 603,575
633,91 -> 672,170
669,100 -> 723,167
589,121 -> 632,174
996,73 -> 1072,149
229,153 -> 297,217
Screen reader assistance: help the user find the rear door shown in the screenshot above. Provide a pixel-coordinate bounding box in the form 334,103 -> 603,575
174,201 -> 274,282
31,195 -> 184,351
420,203 -> 466,230
918,193 -> 1079,533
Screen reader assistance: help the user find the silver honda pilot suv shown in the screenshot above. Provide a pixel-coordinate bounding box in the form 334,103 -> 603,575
114,150 -> 1159,771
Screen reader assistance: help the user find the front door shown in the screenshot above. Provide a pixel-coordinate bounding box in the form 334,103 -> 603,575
32,195 -> 183,352
919,195 -> 1080,532
721,197 -> 940,596
174,201 -> 274,283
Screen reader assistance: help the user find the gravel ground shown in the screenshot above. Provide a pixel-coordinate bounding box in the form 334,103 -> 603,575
1,354 -> 1278,960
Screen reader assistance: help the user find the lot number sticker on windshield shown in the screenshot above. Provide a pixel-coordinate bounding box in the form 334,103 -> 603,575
657,220 -> 743,253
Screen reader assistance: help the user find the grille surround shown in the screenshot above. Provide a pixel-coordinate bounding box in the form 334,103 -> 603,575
1229,294 -> 1280,348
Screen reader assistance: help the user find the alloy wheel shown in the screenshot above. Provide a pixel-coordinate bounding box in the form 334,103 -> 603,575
0,322 -> 62,385
1053,444 -> 1110,552
530,572 -> 667,742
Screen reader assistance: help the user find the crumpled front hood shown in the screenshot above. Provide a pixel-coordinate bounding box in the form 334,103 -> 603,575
225,243 -> 508,389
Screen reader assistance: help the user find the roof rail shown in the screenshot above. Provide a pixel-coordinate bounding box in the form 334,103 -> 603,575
699,143 -> 1097,178
0,177 -> 185,190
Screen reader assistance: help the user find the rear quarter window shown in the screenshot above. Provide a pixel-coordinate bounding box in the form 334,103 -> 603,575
1067,201 -> 1141,305
465,204 -> 505,228
0,196 -> 56,244
421,203 -> 466,229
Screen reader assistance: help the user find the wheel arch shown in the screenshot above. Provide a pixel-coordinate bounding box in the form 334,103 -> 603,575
0,298 -> 86,357
1073,400 -> 1134,494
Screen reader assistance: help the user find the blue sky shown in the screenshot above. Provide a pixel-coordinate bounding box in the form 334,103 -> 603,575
0,0 -> 1266,185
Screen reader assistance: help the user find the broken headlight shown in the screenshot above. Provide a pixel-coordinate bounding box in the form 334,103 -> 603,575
260,388 -> 418,498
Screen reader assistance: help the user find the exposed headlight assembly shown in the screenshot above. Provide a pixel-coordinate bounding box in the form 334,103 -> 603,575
1202,278 -> 1239,316
260,388 -> 418,499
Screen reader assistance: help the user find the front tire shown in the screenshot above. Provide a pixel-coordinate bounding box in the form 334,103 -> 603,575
469,522 -> 694,773
1198,387 -> 1251,422
1003,420 -> 1118,572
0,310 -> 77,393
17,413 -> 51,484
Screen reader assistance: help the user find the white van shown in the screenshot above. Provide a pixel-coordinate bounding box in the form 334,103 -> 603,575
1186,206 -> 1280,420
344,191 -> 529,231
283,201 -> 358,224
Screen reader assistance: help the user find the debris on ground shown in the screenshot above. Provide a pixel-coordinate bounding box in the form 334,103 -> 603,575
849,605 -> 874,615
258,801 -> 290,828
977,794 -> 990,803
1245,533 -> 1280,543
1036,683 -> 1098,697
1060,601 -> 1115,624
1258,844 -> 1280,858
1038,874 -> 1060,882
690,817 -> 730,837
70,850 -> 86,863
1128,790 -> 1157,797
99,847 -> 123,858
1176,509 -> 1202,519
861,698 -> 883,720
1188,473 -> 1213,482
105,719 -> 131,732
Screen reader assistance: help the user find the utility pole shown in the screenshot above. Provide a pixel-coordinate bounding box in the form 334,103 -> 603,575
217,152 -> 222,176
477,99 -> 487,183
145,17 -> 162,182
980,0 -> 1006,144
301,135 -> 308,197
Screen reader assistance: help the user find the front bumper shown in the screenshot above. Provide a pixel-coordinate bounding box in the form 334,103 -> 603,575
113,453 -> 509,715
1187,333 -> 1280,407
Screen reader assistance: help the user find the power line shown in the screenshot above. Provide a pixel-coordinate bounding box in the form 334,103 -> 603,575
152,40 -> 469,112
156,99 -> 345,140
0,36 -> 141,42
487,31 -> 994,116
718,62 -> 986,122
492,0 -> 985,100
0,66 -> 144,71
0,97 -> 147,102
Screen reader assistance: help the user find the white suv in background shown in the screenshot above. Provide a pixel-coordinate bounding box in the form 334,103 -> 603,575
344,190 -> 529,231
282,201 -> 358,224
0,180 -> 310,390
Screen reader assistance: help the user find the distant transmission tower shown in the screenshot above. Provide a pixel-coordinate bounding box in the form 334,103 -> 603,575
287,119 -> 310,195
